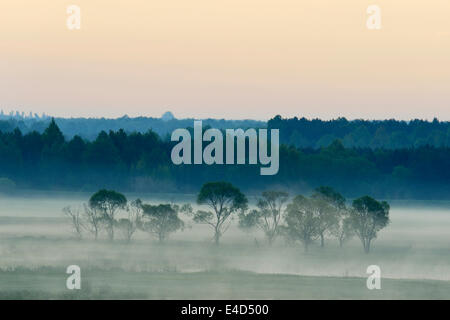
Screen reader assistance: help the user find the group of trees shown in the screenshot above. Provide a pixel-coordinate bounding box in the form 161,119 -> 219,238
64,182 -> 390,253
279,190 -> 389,253
239,186 -> 389,253
64,189 -> 190,243
1,119 -> 449,199
269,115 -> 450,149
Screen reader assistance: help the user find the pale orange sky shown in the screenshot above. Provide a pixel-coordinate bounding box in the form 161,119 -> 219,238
0,0 -> 449,120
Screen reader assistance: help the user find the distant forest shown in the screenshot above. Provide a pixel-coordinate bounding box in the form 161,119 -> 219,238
0,114 -> 264,141
268,116 -> 450,149
0,118 -> 449,199
0,113 -> 449,149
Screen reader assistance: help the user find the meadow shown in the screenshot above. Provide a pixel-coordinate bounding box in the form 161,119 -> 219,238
0,192 -> 449,299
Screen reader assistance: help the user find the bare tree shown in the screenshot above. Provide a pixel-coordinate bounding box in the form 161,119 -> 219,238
83,203 -> 103,240
63,206 -> 84,239
239,190 -> 288,245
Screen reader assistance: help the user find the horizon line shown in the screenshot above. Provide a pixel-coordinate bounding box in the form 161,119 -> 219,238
0,110 -> 448,123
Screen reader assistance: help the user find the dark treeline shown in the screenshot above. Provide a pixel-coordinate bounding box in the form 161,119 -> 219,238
269,115 -> 450,149
0,114 -> 264,141
0,120 -> 449,199
1,113 -> 449,149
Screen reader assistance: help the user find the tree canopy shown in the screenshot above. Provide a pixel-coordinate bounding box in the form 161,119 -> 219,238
0,120 -> 449,199
195,181 -> 248,245
140,203 -> 184,243
89,189 -> 127,240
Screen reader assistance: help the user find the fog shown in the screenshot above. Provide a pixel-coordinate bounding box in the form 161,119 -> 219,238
0,192 -> 449,298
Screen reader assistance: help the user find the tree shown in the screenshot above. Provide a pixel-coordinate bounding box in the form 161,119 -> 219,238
63,206 -> 84,239
42,118 -> 65,147
313,186 -> 346,208
117,199 -> 143,242
312,186 -> 353,247
281,195 -> 321,252
140,203 -> 184,243
239,190 -> 288,245
311,187 -> 340,248
194,181 -> 248,245
83,203 -> 103,240
41,119 -> 65,163
89,189 -> 127,240
349,196 -> 390,253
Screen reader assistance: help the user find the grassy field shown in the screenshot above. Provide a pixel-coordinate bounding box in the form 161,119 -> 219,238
1,268 -> 449,299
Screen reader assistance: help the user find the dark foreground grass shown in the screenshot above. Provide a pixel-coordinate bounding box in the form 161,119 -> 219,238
0,268 -> 449,299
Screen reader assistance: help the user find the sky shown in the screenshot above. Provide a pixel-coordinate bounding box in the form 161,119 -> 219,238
0,0 -> 449,120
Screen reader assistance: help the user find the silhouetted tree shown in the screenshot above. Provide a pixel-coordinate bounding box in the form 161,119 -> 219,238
89,189 -> 127,240
194,181 -> 248,245
349,196 -> 390,253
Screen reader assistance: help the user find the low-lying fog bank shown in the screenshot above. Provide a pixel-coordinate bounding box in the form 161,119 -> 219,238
0,194 -> 449,282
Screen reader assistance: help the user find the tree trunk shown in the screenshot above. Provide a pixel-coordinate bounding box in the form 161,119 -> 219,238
362,238 -> 371,254
108,224 -> 114,241
214,232 -> 220,245
365,239 -> 371,254
214,226 -> 220,245
267,234 -> 275,246
320,233 -> 325,248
